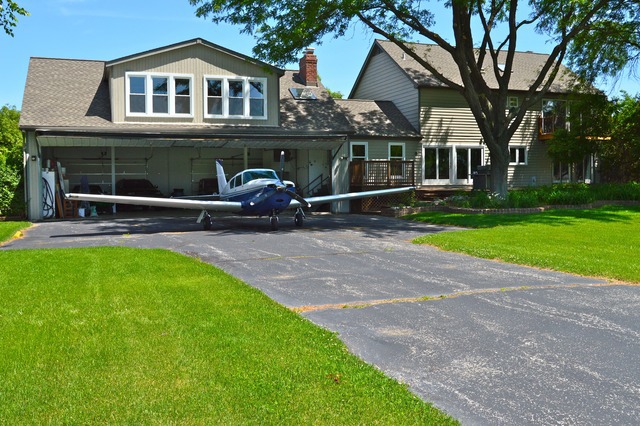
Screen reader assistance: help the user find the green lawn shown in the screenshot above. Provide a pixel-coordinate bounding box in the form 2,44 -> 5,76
0,245 -> 456,424
410,205 -> 640,283
0,220 -> 30,243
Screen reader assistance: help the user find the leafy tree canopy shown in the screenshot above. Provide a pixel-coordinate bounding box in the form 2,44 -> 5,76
0,105 -> 22,168
0,0 -> 28,38
190,0 -> 640,196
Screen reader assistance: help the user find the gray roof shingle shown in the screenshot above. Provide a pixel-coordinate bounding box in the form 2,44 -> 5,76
334,99 -> 419,138
371,40 -> 578,93
20,58 -> 112,128
20,41 -> 415,141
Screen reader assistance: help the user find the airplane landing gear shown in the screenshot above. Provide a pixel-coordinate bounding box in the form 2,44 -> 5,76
270,214 -> 279,231
294,208 -> 305,227
203,212 -> 212,230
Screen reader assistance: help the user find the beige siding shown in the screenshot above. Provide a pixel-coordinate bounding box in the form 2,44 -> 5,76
109,44 -> 280,126
351,52 -> 419,129
420,88 -> 553,187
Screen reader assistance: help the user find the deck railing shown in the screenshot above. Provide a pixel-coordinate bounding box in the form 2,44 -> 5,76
349,160 -> 415,188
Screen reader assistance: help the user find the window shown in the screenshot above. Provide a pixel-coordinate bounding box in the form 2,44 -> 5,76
126,73 -> 193,117
510,147 -> 527,165
351,142 -> 368,160
129,76 -> 146,113
424,147 -> 450,180
389,143 -> 405,177
456,147 -> 483,180
204,76 -> 268,119
508,96 -> 519,109
541,99 -> 568,133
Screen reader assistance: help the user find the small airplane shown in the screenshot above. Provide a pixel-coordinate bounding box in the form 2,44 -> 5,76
66,152 -> 415,231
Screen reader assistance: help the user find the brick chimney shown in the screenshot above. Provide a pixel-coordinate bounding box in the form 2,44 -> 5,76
299,48 -> 318,87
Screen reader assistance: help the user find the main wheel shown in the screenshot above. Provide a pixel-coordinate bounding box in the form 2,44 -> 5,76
294,212 -> 303,227
203,214 -> 212,230
270,215 -> 279,231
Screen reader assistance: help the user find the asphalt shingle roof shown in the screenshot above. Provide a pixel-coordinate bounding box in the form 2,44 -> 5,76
20,49 -> 414,140
374,40 -> 577,93
334,99 -> 419,138
20,58 -> 112,128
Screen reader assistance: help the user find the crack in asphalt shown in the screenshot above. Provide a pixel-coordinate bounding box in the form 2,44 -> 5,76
292,281 -> 639,313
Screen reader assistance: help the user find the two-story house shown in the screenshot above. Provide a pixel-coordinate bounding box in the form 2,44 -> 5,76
348,40 -> 590,191
20,38 -> 418,220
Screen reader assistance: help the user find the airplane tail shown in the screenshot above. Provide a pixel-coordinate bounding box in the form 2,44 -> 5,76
215,159 -> 227,194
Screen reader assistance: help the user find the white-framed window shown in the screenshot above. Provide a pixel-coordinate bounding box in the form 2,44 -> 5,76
204,76 -> 267,119
456,147 -> 484,181
388,143 -> 405,178
509,147 -> 527,165
126,72 -> 193,117
508,96 -> 519,109
350,142 -> 368,160
424,147 -> 450,181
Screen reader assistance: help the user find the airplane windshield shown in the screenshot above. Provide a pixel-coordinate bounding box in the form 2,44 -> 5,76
242,170 -> 279,183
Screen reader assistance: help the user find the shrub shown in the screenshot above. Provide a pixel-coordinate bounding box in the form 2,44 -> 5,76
0,165 -> 21,216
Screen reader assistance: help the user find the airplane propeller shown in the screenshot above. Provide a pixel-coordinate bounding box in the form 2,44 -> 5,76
285,189 -> 311,208
278,150 -> 310,208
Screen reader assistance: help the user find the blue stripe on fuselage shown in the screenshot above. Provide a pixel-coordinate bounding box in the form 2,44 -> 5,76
221,186 -> 293,216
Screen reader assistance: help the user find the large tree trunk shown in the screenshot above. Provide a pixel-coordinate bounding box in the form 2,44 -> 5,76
489,149 -> 509,199
483,133 -> 510,199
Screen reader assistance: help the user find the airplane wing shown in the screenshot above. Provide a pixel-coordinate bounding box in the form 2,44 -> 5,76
287,186 -> 415,209
66,193 -> 243,212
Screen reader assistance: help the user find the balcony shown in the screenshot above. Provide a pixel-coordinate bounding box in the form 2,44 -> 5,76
349,160 -> 415,189
538,115 -> 567,141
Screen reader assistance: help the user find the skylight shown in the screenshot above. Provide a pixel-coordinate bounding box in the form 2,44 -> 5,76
289,88 -> 317,100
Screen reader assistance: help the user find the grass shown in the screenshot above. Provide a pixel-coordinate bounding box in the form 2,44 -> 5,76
0,220 -> 30,243
410,205 -> 640,283
0,246 -> 456,424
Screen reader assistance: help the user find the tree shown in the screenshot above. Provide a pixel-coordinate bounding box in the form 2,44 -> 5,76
0,105 -> 23,216
600,94 -> 640,182
0,0 -> 28,38
190,0 -> 640,197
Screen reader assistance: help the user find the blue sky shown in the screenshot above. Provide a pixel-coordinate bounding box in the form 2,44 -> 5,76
2,0 -> 639,110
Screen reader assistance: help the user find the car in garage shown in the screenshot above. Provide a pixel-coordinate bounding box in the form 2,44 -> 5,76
115,179 -> 165,210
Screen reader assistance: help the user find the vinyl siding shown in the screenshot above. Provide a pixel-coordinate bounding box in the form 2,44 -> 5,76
351,52 -> 419,130
420,88 -> 553,186
109,44 -> 280,126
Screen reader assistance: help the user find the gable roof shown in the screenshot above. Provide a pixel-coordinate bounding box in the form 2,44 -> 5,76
20,57 -> 112,129
334,99 -> 419,138
106,38 -> 284,76
351,39 -> 578,97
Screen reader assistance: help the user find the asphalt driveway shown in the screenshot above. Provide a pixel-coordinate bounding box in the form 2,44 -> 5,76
3,212 -> 639,425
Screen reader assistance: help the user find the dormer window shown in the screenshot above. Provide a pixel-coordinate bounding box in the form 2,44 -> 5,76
126,72 -> 193,117
204,76 -> 267,119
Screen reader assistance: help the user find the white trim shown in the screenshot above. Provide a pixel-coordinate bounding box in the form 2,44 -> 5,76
350,141 -> 368,160
422,145 -> 451,184
509,146 -> 527,165
203,75 -> 268,120
388,142 -> 405,160
125,72 -> 194,118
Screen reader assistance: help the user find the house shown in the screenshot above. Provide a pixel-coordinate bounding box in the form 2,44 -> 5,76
349,40 -> 593,191
20,39 -> 416,220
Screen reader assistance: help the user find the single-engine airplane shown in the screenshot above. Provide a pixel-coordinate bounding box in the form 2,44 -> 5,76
66,152 -> 414,231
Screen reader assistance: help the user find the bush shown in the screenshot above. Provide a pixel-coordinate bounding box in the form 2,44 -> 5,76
444,183 -> 640,209
0,164 -> 21,216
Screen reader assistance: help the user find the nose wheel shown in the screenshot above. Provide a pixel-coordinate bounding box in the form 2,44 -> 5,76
269,210 -> 279,231
294,208 -> 305,227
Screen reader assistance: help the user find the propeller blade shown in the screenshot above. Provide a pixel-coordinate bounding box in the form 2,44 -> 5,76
285,189 -> 311,208
279,150 -> 285,182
